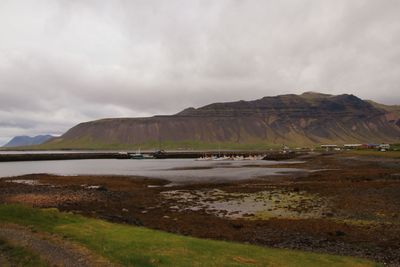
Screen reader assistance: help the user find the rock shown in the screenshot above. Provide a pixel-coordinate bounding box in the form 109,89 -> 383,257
335,231 -> 346,237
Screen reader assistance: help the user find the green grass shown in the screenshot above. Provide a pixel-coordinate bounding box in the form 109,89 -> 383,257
0,204 -> 380,267
0,238 -> 49,267
390,144 -> 400,150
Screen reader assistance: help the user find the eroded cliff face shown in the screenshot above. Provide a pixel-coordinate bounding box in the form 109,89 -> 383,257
47,92 -> 400,148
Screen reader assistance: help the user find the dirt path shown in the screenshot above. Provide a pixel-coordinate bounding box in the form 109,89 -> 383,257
0,224 -> 117,267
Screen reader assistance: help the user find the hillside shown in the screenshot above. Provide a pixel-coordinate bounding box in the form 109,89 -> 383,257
3,135 -> 54,148
367,100 -> 400,116
42,92 -> 400,149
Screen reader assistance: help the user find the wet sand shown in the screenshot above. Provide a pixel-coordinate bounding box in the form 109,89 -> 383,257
0,153 -> 399,266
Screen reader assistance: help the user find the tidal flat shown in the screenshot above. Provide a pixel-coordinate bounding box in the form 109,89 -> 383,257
0,153 -> 399,266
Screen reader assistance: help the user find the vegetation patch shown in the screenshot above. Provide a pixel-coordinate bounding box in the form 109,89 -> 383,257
0,204 -> 380,267
161,189 -> 331,220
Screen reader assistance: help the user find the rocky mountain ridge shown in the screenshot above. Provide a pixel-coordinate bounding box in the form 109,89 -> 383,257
43,92 -> 400,149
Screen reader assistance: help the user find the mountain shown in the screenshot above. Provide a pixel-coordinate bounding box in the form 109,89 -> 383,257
43,92 -> 400,149
3,135 -> 55,148
367,100 -> 400,116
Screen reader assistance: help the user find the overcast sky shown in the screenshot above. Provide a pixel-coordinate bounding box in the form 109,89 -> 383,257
0,0 -> 399,145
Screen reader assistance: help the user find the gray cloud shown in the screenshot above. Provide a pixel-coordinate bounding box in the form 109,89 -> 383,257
0,0 -> 400,145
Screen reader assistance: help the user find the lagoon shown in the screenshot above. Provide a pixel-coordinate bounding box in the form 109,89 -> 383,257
0,158 -> 302,184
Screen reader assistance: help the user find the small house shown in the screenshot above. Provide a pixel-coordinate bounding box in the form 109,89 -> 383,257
344,144 -> 362,149
361,144 -> 379,149
379,144 -> 391,151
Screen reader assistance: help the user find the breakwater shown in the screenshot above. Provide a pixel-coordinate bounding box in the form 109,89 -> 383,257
0,151 -> 300,162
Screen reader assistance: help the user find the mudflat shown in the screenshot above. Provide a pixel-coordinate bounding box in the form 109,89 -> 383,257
0,153 -> 399,266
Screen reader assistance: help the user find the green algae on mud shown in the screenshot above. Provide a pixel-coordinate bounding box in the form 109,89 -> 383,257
161,188 -> 332,220
0,204 -> 380,267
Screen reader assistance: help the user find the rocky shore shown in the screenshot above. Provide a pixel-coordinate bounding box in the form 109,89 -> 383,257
0,153 -> 399,266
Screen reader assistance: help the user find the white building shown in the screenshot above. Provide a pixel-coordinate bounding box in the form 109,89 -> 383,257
343,144 -> 362,149
379,144 -> 391,151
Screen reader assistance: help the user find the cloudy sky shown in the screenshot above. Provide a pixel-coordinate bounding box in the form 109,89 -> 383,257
0,0 -> 399,145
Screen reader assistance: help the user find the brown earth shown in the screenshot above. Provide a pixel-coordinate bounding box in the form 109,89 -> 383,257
0,153 -> 399,266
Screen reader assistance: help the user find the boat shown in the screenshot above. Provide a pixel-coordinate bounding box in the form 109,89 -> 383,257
234,155 -> 244,161
213,155 -> 231,161
196,154 -> 213,161
131,153 -> 145,159
129,148 -> 153,159
153,150 -> 167,159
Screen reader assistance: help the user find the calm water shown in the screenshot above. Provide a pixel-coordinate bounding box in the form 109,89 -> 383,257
0,159 -> 302,184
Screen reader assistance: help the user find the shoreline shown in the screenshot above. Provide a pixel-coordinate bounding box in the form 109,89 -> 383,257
0,150 -> 302,162
0,153 -> 399,266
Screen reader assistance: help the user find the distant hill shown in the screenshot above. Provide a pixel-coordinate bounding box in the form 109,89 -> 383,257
367,100 -> 400,116
42,92 -> 400,149
3,135 -> 55,148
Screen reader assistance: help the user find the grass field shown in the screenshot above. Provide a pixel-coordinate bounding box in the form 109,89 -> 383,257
0,204 -> 380,267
